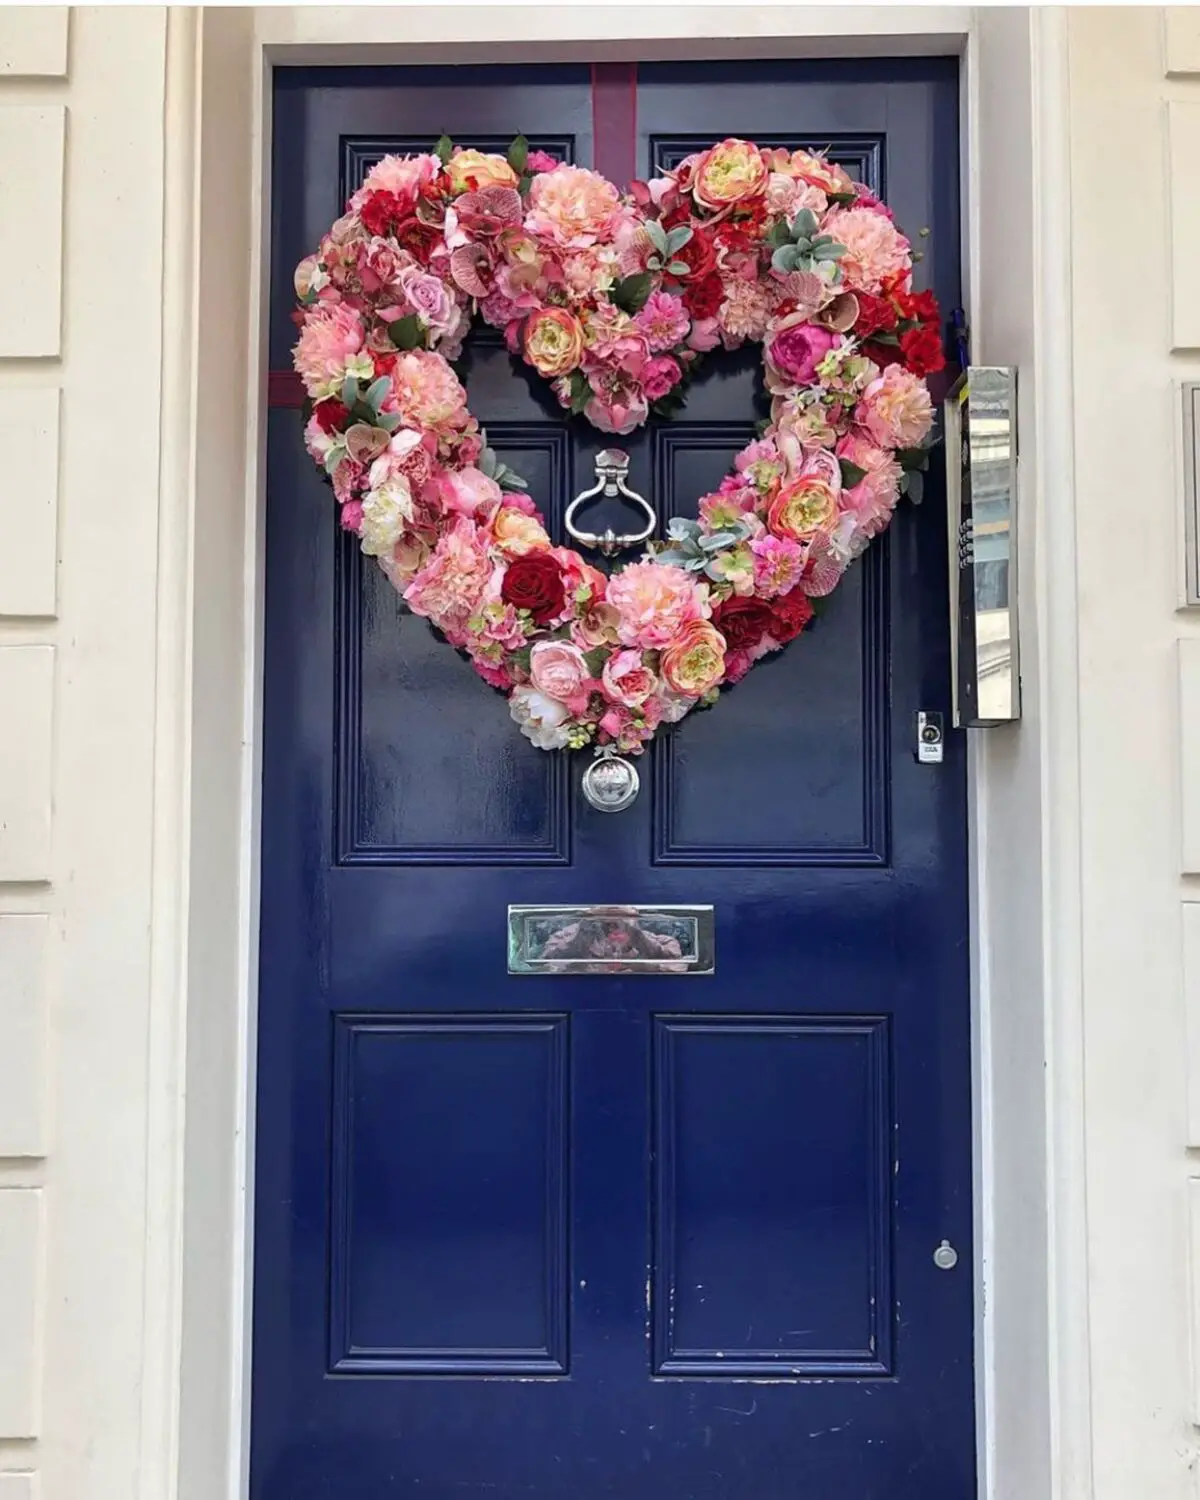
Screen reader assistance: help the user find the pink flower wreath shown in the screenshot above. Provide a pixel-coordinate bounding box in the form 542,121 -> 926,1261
292,135 -> 943,754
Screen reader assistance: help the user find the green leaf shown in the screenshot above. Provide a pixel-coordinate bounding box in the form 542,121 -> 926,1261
904,469 -> 925,504
665,224 -> 693,254
499,469 -> 529,492
897,446 -> 930,472
341,374 -> 359,408
376,412 -> 403,432
517,171 -> 533,196
507,134 -> 529,174
582,647 -> 609,677
827,189 -> 857,207
814,240 -> 847,260
364,376 -> 390,412
764,218 -> 791,250
699,531 -> 739,550
567,369 -> 591,416
666,260 -> 690,276
510,645 -> 533,676
388,314 -> 424,351
790,207 -> 819,238
771,244 -> 801,274
839,459 -> 868,490
479,446 -> 498,478
434,134 -> 453,165
610,271 -> 654,314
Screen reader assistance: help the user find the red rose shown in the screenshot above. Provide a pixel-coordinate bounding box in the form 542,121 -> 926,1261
500,552 -> 566,625
899,323 -> 946,376
712,596 -> 775,652
771,587 -> 815,642
854,293 -> 898,340
671,227 -> 717,283
683,272 -> 724,320
313,399 -> 349,434
865,340 -> 906,370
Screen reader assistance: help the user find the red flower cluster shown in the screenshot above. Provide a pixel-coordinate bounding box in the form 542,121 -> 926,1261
857,278 -> 945,378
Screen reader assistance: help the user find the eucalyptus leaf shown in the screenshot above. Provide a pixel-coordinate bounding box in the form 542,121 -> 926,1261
656,549 -> 704,571
666,516 -> 701,541
699,531 -> 739,550
666,260 -> 690,275
645,219 -> 668,254
771,245 -> 800,274
364,376 -> 390,412
790,207 -> 819,238
479,447 -> 498,478
665,224 -> 693,253
323,445 -> 344,476
376,412 -> 403,432
499,470 -> 529,492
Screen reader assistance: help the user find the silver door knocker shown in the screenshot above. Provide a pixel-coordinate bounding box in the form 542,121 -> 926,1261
564,449 -> 657,558
580,746 -> 641,813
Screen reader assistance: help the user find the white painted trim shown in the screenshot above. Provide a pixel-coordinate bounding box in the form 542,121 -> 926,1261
1029,11 -> 1095,1497
161,11 -> 1090,1500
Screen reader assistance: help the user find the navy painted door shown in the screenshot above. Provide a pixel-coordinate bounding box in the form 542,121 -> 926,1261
256,59 -> 970,1500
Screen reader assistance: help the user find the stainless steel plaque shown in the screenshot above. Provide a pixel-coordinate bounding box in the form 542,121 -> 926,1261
507,905 -> 715,976
945,366 -> 1021,726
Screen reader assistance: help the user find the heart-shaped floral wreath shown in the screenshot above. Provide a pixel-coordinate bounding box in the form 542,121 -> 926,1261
292,135 -> 943,754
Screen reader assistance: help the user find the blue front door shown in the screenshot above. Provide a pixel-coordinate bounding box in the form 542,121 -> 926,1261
254,58 -> 971,1500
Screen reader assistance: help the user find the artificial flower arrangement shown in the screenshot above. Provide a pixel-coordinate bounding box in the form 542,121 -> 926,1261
292,135 -> 943,754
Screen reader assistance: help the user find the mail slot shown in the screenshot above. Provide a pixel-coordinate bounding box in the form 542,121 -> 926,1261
507,905 -> 715,976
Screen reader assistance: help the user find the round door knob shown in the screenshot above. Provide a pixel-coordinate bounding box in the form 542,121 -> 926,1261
933,1239 -> 959,1270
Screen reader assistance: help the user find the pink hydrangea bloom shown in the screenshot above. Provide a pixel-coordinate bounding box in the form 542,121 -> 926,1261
836,432 -> 902,540
855,363 -> 934,449
606,561 -> 709,650
404,516 -> 493,636
388,351 -> 472,444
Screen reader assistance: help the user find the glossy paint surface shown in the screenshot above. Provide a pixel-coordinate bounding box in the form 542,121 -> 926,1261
255,60 -> 971,1500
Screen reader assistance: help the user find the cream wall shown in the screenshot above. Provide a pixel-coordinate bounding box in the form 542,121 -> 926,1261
1067,9 -> 1200,1498
0,6 -> 1196,1500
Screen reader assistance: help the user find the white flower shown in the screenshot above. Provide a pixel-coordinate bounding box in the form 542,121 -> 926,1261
655,690 -> 695,725
358,475 -> 414,557
509,686 -> 571,751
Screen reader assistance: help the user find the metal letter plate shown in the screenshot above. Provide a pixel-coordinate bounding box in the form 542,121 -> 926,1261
507,905 -> 715,976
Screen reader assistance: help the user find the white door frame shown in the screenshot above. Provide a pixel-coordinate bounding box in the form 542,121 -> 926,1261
145,10 -> 1090,1500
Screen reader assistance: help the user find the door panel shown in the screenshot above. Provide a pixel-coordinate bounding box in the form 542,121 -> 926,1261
256,58 -> 971,1500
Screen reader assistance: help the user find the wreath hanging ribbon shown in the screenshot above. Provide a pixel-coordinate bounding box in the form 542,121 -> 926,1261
292,135 -> 943,755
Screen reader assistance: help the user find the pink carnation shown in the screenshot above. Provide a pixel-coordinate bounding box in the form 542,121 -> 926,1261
606,561 -> 709,650
635,291 -> 690,352
403,516 -> 493,636
642,356 -> 682,402
293,301 -> 366,400
836,432 -> 902,540
822,206 -> 911,294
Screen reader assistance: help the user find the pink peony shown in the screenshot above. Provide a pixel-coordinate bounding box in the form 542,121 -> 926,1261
642,356 -> 682,402
293,301 -> 368,399
763,315 -> 836,393
529,639 -> 591,710
387,351 -> 472,445
750,534 -> 806,598
526,149 -> 560,174
526,164 -> 623,248
607,561 -> 709,650
601,649 -> 658,707
583,369 -> 649,435
635,291 -> 691,352
855,364 -> 934,449
822,206 -> 911,294
404,516 -> 493,635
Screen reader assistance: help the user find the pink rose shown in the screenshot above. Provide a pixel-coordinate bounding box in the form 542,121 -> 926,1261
425,465 -> 502,517
601,649 -> 658,707
397,265 -> 457,339
529,640 -> 591,711
764,316 -> 836,392
687,316 -> 721,353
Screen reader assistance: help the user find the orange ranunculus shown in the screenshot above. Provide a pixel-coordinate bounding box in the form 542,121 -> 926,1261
691,138 -> 769,210
659,619 -> 727,695
522,308 -> 585,378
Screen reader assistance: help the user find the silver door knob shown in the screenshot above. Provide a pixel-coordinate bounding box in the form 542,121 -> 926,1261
564,449 -> 656,557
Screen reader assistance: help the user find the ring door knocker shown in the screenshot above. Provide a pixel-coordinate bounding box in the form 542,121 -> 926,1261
563,449 -> 657,559
566,450 -> 657,814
